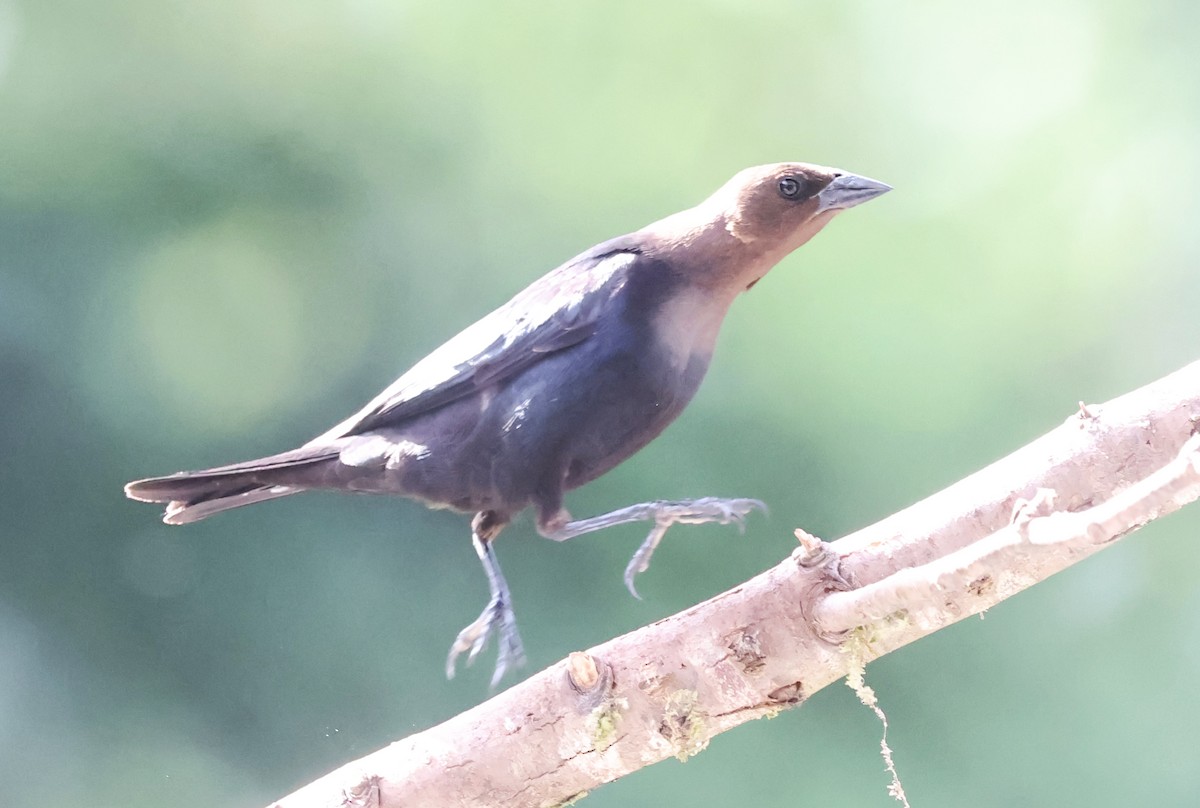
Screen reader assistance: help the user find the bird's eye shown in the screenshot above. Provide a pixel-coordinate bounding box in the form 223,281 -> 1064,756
777,176 -> 807,200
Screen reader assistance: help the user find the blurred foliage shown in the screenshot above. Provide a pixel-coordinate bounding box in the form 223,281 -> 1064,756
2,1 -> 1199,806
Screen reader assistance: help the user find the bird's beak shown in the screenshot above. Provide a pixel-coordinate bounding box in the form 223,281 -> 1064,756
815,173 -> 892,213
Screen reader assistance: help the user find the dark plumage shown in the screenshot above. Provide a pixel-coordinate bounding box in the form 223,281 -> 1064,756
126,162 -> 890,684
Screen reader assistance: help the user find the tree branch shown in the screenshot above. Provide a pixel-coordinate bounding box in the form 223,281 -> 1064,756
268,360 -> 1200,808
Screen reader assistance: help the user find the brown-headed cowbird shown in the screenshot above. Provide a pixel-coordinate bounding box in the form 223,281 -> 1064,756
126,163 -> 889,685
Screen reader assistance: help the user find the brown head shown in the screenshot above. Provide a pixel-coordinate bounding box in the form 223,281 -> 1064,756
642,162 -> 890,294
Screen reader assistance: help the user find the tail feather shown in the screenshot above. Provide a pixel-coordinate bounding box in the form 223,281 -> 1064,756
162,484 -> 302,525
125,446 -> 337,524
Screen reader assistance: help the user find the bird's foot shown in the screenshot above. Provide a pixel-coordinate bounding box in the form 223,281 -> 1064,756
624,497 -> 767,598
650,496 -> 767,529
445,593 -> 526,688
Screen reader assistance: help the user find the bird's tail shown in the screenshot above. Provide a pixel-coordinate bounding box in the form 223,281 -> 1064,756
124,446 -> 338,525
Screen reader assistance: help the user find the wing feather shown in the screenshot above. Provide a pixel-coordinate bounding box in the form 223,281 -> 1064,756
314,246 -> 640,441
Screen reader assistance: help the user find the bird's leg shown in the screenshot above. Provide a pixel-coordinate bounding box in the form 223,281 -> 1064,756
538,497 -> 766,599
445,513 -> 526,687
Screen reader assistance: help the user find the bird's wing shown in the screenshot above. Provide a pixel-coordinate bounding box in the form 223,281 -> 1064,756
319,245 -> 641,440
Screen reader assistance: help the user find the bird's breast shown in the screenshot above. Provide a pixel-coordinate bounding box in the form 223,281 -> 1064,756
648,284 -> 734,374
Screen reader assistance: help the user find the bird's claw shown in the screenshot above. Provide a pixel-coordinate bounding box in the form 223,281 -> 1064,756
623,497 -> 767,598
710,497 -> 768,532
445,595 -> 526,688
623,522 -> 668,600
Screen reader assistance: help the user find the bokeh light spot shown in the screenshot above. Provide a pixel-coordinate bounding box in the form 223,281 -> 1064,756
128,217 -> 309,432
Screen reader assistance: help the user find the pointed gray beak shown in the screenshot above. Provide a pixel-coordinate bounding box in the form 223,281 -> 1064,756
816,173 -> 892,213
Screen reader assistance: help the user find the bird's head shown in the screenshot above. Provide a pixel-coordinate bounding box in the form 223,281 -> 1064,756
644,162 -> 890,293
714,162 -> 890,250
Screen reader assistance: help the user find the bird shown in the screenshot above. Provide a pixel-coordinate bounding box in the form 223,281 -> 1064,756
125,162 -> 890,686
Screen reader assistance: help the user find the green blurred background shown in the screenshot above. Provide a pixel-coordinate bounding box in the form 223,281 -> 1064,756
3,1 -> 1199,805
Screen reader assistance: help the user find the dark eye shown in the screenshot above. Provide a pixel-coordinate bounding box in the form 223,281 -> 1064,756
777,176 -> 808,200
